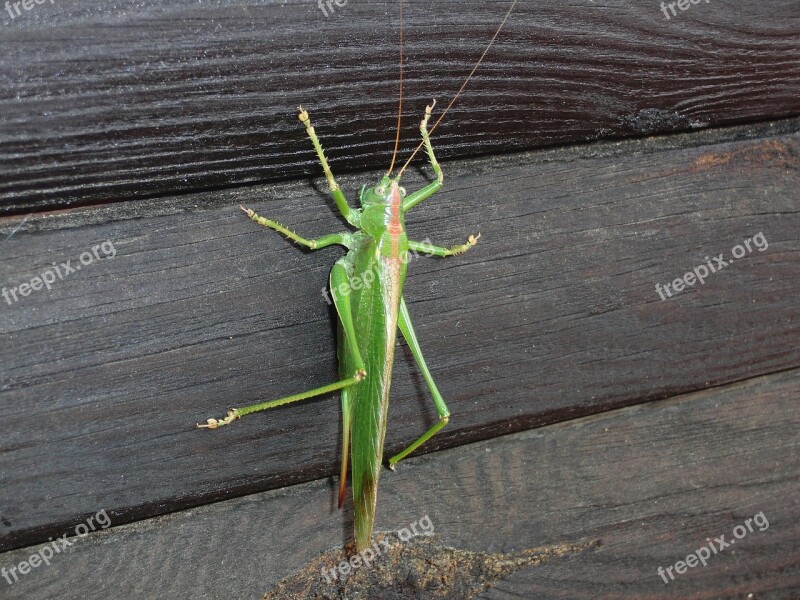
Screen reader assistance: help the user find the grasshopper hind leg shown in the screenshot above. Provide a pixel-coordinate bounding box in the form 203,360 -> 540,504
197,261 -> 365,428
338,383 -> 352,509
388,296 -> 451,468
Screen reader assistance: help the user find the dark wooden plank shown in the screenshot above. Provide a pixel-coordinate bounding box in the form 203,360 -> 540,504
1,0 -> 799,214
0,368 -> 797,599
1,118 -> 799,552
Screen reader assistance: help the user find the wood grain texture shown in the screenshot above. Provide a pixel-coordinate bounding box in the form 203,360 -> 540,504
0,368 -> 797,599
1,0 -> 799,214
1,118 -> 798,552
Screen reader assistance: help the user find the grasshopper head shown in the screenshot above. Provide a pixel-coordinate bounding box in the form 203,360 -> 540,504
359,176 -> 406,207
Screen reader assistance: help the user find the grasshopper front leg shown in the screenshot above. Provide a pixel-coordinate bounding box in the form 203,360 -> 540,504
402,100 -> 443,213
297,107 -> 360,227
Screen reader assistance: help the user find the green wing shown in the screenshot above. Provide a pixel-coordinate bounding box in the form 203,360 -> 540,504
344,244 -> 406,551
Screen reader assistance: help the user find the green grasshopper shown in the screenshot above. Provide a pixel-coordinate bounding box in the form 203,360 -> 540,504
199,1 -> 517,552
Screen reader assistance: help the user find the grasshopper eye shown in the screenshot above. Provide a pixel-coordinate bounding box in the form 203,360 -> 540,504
399,187 -> 407,197
374,186 -> 386,195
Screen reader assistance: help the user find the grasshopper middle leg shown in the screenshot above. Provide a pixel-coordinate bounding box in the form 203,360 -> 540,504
408,235 -> 480,257
240,205 -> 351,250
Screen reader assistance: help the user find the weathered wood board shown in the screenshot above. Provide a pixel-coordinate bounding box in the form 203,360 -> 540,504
1,118 -> 798,552
0,368 -> 797,599
1,0 -> 799,213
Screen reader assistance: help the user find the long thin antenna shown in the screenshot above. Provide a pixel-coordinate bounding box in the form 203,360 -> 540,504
397,0 -> 517,177
387,0 -> 404,176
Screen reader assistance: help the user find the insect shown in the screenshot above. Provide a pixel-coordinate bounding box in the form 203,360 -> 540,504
199,0 -> 517,552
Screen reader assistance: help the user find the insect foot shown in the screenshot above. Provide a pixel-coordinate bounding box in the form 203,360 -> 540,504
420,99 -> 436,131
451,232 -> 481,255
197,409 -> 240,429
297,106 -> 310,123
239,205 -> 255,218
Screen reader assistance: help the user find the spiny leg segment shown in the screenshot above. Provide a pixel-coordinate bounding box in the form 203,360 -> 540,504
297,107 -> 359,226
402,100 -> 444,213
240,206 -> 350,250
408,234 -> 481,257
